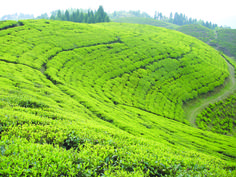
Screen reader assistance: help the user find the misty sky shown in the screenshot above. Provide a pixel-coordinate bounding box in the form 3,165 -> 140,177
1,0 -> 236,28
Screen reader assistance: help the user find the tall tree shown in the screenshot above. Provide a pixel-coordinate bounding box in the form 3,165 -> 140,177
39,6 -> 110,24
95,6 -> 105,22
78,12 -> 84,22
104,16 -> 110,22
83,13 -> 88,23
75,9 -> 80,22
57,10 -> 62,20
65,10 -> 70,21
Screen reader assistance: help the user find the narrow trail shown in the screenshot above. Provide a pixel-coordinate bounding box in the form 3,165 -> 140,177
188,57 -> 236,126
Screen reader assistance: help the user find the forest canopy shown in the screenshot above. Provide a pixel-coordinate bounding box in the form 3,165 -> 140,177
37,6 -> 110,23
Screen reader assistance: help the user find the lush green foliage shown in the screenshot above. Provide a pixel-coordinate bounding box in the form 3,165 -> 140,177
0,20 -> 235,176
0,20 -> 23,30
196,54 -> 236,135
113,17 -> 178,30
211,29 -> 236,58
174,24 -> 236,59
196,92 -> 236,135
176,25 -> 236,59
109,17 -> 236,59
37,6 -> 110,23
110,10 -> 218,29
161,12 -> 218,29
177,24 -> 215,43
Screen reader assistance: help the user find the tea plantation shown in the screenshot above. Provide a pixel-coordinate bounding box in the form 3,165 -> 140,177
176,24 -> 236,59
196,55 -> 236,136
113,17 -> 178,30
0,20 -> 235,176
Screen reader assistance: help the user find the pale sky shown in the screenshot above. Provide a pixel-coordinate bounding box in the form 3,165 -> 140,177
1,0 -> 236,28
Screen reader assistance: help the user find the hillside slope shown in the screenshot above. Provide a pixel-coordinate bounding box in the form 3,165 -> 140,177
211,28 -> 236,58
177,24 -> 215,43
194,55 -> 236,136
111,18 -> 236,59
0,20 -> 235,176
113,17 -> 178,29
176,24 -> 236,59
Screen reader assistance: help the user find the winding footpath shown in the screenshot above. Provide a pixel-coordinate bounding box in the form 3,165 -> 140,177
188,57 -> 236,126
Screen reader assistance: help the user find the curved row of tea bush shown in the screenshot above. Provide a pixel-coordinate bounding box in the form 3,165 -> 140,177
44,22 -> 229,122
0,20 -> 235,176
196,54 -> 236,136
196,92 -> 236,135
1,97 -> 236,176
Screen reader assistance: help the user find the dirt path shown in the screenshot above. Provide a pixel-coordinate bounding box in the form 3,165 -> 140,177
188,57 -> 236,126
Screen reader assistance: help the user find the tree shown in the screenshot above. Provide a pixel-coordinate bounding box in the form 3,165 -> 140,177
104,16 -> 110,22
154,11 -> 158,20
83,13 -> 88,23
159,12 -> 163,20
57,10 -> 62,20
95,6 -> 105,22
95,5 -> 110,23
78,12 -> 84,22
36,13 -> 49,19
173,12 -> 179,25
169,12 -> 173,20
75,9 -> 80,22
88,10 -> 95,23
50,15 -> 56,20
40,7 -> 110,24
113,11 -> 117,18
65,10 -> 70,21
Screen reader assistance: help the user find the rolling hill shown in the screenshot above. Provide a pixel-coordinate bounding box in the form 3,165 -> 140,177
176,24 -> 236,59
195,54 -> 236,136
211,28 -> 236,58
111,17 -> 236,59
0,20 -> 236,176
177,24 -> 215,43
113,17 -> 178,30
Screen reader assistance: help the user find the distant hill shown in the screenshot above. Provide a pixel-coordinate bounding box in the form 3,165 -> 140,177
211,29 -> 236,58
0,20 -> 235,176
176,24 -> 236,59
113,17 -> 178,30
177,24 -> 215,43
112,17 -> 236,59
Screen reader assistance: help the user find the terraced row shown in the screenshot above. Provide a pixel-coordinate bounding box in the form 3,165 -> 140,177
0,20 -> 235,176
45,23 -> 229,122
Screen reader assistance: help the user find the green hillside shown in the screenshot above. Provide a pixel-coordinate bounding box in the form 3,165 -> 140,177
196,91 -> 236,135
113,17 -> 178,30
176,24 -> 236,59
196,55 -> 236,136
177,24 -> 215,43
111,18 -> 236,59
211,29 -> 236,59
0,20 -> 236,176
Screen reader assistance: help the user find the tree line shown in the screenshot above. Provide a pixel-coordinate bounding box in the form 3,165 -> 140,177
37,6 -> 110,23
110,10 -> 151,19
154,11 -> 218,29
109,10 -> 219,29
